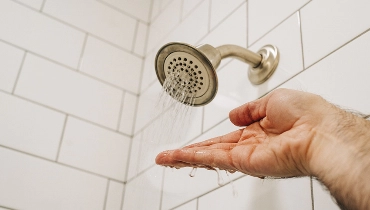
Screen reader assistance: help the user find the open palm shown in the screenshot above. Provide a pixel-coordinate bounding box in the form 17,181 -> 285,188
156,89 -> 336,178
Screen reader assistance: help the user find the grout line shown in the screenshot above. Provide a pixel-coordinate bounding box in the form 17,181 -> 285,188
11,0 -> 39,12
298,10 -> 306,69
40,0 -> 47,12
85,34 -> 144,59
55,115 -> 68,162
116,91 -> 126,131
0,38 -> 140,95
179,0 -> 184,22
10,0 -> 143,59
180,0 -> 207,23
145,0 -> 207,55
119,180 -> 126,210
158,167 -> 166,210
95,0 -> 150,24
304,27 -> 370,70
11,51 -> 27,94
171,174 -> 248,210
207,1 -> 246,34
196,197 -> 199,210
246,1 -> 249,47
208,0 -> 212,32
311,176 -> 315,210
248,1 -> 312,48
201,106 -> 205,133
23,49 -> 139,96
123,136 -> 134,184
0,89 -> 132,138
77,33 -> 89,71
0,204 -> 14,210
131,20 -> 140,53
103,179 -> 110,210
0,144 -> 126,184
147,0 -> 154,24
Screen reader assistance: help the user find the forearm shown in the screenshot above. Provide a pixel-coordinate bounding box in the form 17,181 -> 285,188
310,110 -> 370,210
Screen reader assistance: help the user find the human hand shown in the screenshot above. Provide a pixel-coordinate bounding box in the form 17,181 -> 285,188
156,88 -> 342,178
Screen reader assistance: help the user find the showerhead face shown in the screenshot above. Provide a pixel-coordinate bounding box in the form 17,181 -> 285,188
155,42 -> 218,106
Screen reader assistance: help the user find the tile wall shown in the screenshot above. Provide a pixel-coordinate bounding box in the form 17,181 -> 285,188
1,0 -> 370,210
0,0 -> 149,209
127,0 -> 370,210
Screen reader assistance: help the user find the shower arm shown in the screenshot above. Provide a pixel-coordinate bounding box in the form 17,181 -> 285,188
216,45 -> 262,68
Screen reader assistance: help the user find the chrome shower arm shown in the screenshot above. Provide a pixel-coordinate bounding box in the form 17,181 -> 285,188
216,45 -> 262,68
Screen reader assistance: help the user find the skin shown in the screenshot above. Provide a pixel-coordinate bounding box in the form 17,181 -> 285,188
156,88 -> 370,210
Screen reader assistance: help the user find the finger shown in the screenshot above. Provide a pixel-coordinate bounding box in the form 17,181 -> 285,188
183,129 -> 243,148
229,92 -> 272,126
172,148 -> 237,171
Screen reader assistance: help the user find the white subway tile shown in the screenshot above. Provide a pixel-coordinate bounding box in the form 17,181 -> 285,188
122,166 -> 163,210
161,0 -> 173,10
80,36 -> 142,94
301,0 -> 370,67
146,0 -> 182,53
105,180 -> 124,210
126,133 -> 142,180
133,22 -> 149,56
140,51 -> 157,93
248,0 -> 309,45
150,0 -> 162,21
281,30 -> 370,114
312,180 -> 340,210
203,13 -> 303,131
0,147 -> 107,210
161,120 -> 242,210
163,0 -> 210,47
198,176 -> 311,210
15,0 -> 44,10
200,3 -> 247,47
0,92 -> 65,160
0,0 -> 85,68
210,0 -> 245,29
58,117 -> 131,181
174,199 -> 197,210
199,2 -> 247,68
0,41 -> 24,93
100,0 -> 151,22
43,0 -> 136,50
182,1 -> 202,20
119,92 -> 138,135
15,54 -> 123,129
135,81 -> 163,133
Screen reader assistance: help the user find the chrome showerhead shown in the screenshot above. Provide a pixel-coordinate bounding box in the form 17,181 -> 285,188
155,42 -> 279,106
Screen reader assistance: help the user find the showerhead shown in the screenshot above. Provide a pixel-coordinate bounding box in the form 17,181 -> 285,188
155,42 -> 279,106
155,42 -> 220,106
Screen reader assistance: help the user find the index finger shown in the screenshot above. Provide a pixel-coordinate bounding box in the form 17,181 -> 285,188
183,129 -> 243,149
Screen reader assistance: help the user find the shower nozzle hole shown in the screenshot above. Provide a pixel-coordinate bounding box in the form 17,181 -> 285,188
190,61 -> 193,64
198,71 -> 201,74
184,58 -> 187,61
200,77 -> 203,80
178,57 -> 181,60
195,65 -> 198,69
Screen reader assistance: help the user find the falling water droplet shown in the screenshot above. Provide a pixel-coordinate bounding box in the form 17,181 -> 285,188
216,168 -> 225,186
226,171 -> 238,197
189,167 -> 197,177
